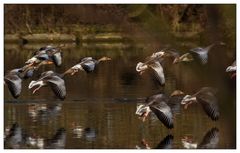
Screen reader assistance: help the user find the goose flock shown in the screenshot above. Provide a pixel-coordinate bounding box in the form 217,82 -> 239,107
4,42 -> 235,148
4,45 -> 111,100
135,42 -> 235,129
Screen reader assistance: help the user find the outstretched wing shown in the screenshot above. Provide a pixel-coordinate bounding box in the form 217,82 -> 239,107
148,61 -> 165,85
190,44 -> 215,65
196,90 -> 219,121
4,74 -> 22,98
46,76 -> 66,100
52,52 -> 62,67
81,57 -> 93,62
150,102 -> 173,129
81,60 -> 96,73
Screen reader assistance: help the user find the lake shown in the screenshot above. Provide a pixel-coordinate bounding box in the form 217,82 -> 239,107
4,38 -> 236,149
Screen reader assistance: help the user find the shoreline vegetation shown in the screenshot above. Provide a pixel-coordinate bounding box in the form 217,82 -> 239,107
4,4 -> 235,54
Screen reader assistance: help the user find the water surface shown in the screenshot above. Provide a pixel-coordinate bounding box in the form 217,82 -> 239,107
4,39 -> 236,149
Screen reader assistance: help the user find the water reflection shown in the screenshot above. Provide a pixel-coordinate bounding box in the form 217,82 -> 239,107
4,40 -> 235,149
135,134 -> 174,149
45,128 -> 66,149
154,135 -> 174,149
4,123 -> 23,149
181,127 -> 219,149
28,103 -> 62,122
71,123 -> 97,142
4,122 -> 66,149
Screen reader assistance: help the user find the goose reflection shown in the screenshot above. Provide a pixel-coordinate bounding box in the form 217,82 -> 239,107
28,103 -> 62,121
71,123 -> 97,141
4,123 -> 24,149
25,135 -> 44,149
155,135 -> 174,149
4,123 -> 46,149
135,135 -> 174,149
181,127 -> 219,149
45,128 -> 66,149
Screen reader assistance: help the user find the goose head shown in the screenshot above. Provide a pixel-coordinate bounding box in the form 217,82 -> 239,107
98,56 -> 112,62
135,104 -> 151,121
25,57 -> 39,65
136,62 -> 148,75
181,95 -> 197,109
226,66 -> 236,72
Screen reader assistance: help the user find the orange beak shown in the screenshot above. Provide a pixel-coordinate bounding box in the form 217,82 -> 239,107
46,61 -> 54,65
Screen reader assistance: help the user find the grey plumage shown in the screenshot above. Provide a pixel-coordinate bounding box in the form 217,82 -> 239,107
4,67 -> 35,98
195,88 -> 219,121
182,87 -> 220,121
28,71 -> 66,100
148,61 -> 165,85
141,93 -> 174,129
150,102 -> 174,129
4,74 -> 22,98
26,45 -> 63,67
198,128 -> 219,149
190,44 -> 215,65
46,76 -> 66,100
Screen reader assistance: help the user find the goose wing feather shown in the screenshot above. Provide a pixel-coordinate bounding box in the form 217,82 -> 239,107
196,90 -> 219,121
150,101 -> 174,129
81,60 -> 96,73
51,52 -> 62,67
4,74 -> 22,98
148,61 -> 165,85
46,76 -> 66,100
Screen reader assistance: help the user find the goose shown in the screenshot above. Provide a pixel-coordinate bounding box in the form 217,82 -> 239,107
135,90 -> 185,129
181,87 -> 220,121
162,49 -> 194,64
187,42 -> 225,65
4,66 -> 35,98
136,53 -> 165,85
65,56 -> 111,75
28,71 -> 68,100
162,42 -> 225,65
25,45 -> 63,69
171,52 -> 194,64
